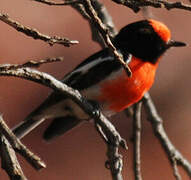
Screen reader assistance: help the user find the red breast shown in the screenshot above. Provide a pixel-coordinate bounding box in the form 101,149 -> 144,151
98,56 -> 158,112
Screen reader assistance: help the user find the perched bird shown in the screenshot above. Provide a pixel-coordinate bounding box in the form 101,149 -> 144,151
13,19 -> 186,141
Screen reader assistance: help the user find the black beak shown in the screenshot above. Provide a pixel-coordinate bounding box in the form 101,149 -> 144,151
167,40 -> 186,48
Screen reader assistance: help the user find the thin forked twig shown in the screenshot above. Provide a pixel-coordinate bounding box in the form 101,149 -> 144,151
71,0 -> 117,48
96,120 -> 124,180
0,13 -> 78,47
94,111 -> 127,180
0,135 -> 27,180
71,2 -> 107,48
83,0 -> 132,76
0,116 -> 46,170
142,92 -> 191,179
0,57 -> 64,71
89,0 -> 117,46
172,157 -> 182,180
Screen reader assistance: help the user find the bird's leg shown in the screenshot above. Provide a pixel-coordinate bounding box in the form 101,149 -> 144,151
87,99 -> 101,118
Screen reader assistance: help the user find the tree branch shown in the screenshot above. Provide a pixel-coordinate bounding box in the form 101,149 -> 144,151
111,0 -> 191,13
71,0 -> 117,48
96,120 -> 125,180
0,135 -> 27,180
142,92 -> 191,179
0,116 -> 46,170
106,143 -> 124,180
133,102 -> 143,180
0,57 -> 64,71
0,13 -> 78,47
89,0 -> 117,46
82,0 -> 132,76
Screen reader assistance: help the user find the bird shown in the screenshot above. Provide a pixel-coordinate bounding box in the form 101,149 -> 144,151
13,19 -> 186,141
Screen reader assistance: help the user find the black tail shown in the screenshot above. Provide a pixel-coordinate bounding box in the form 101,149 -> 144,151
43,116 -> 81,141
13,116 -> 45,139
13,92 -> 67,139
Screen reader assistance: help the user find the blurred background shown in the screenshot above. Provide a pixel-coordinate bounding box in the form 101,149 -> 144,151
0,0 -> 191,179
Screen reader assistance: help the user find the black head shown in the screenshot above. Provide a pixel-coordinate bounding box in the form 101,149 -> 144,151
114,19 -> 186,64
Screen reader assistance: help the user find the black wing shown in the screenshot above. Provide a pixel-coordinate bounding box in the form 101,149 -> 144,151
24,48 -> 131,116
63,48 -> 132,90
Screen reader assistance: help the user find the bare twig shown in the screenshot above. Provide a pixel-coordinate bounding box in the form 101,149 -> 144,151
72,0 -> 117,48
21,57 -> 64,68
95,121 -> 126,180
0,136 -> 27,180
71,1 -> 106,48
71,3 -> 91,20
0,57 -> 64,71
96,120 -> 125,180
82,0 -> 132,76
111,0 -> 191,13
94,111 -> 127,180
89,0 -> 117,46
71,0 -> 117,39
133,102 -> 143,180
0,13 -> 78,47
159,0 -> 191,11
91,0 -> 117,37
142,92 -> 191,179
172,157 -> 182,180
33,0 -> 79,6
106,144 -> 124,180
0,116 -> 46,170
95,123 -> 108,143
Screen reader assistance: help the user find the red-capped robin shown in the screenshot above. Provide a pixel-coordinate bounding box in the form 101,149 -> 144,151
13,19 -> 186,140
